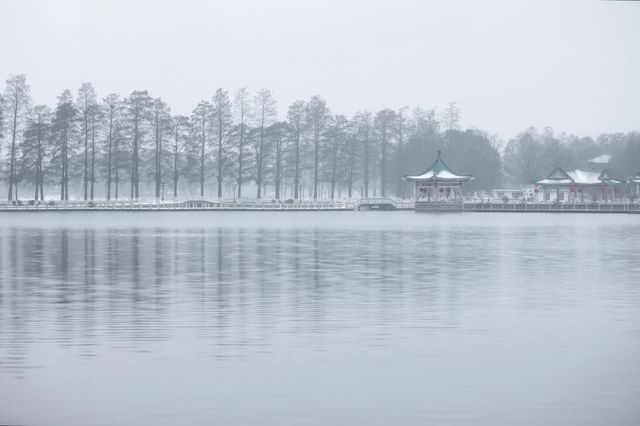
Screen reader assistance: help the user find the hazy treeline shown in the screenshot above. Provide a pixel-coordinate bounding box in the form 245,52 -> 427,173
1,74 -> 638,201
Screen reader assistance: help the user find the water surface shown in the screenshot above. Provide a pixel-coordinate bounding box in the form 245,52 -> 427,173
1,212 -> 639,425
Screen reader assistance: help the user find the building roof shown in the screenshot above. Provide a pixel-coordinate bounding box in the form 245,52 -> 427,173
629,174 -> 640,184
405,151 -> 472,183
534,167 -> 625,187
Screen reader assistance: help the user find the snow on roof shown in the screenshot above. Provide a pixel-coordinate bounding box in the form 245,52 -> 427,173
535,178 -> 573,185
405,151 -> 472,182
566,169 -> 602,185
588,154 -> 612,164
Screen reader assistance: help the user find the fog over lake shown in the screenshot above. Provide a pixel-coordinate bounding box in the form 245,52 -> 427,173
1,212 -> 639,425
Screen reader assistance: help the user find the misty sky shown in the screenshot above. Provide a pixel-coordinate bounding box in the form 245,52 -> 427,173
1,0 -> 638,140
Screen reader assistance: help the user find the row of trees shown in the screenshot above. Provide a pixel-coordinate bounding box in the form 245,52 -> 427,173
1,74 -> 638,201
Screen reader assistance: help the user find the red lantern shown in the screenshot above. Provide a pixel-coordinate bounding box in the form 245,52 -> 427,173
533,188 -> 539,193
570,187 -> 575,193
439,188 -> 444,193
445,187 -> 451,193
600,187 -> 605,193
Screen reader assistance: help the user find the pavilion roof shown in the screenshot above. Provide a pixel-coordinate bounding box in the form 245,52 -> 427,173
534,167 -> 625,187
405,151 -> 472,183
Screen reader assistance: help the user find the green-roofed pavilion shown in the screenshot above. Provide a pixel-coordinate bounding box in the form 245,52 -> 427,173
404,151 -> 472,202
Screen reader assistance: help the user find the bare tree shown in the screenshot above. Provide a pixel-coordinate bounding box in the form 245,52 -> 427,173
323,115 -> 348,199
103,94 -> 121,200
345,116 -> 359,198
212,89 -> 232,198
4,75 -> 31,200
78,83 -> 97,200
268,122 -> 289,200
20,105 -> 51,200
253,89 -> 277,199
124,90 -> 152,199
357,111 -> 373,197
306,96 -> 329,200
287,100 -> 305,200
171,115 -> 189,198
396,106 -> 408,197
51,90 -> 77,200
233,87 -> 251,199
374,109 -> 396,197
191,100 -> 212,197
152,98 -> 171,199
444,101 -> 460,132
0,95 -> 4,155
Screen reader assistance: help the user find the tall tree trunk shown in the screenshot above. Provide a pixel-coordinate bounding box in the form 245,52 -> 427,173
396,118 -> 404,198
294,120 -> 300,200
257,113 -> 264,199
275,138 -> 281,200
330,140 -> 338,200
106,108 -> 113,200
237,113 -> 244,199
380,123 -> 387,197
84,110 -> 88,200
90,116 -> 96,200
131,117 -> 138,200
35,122 -> 43,201
114,130 -> 119,200
313,126 -> 319,200
200,112 -> 205,197
217,116 -> 223,198
364,125 -> 370,198
155,112 -> 161,199
173,124 -> 179,198
237,126 -> 243,199
60,123 -> 69,201
8,97 -> 18,201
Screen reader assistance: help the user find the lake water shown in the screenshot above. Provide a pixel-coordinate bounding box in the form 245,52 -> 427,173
1,211 -> 639,425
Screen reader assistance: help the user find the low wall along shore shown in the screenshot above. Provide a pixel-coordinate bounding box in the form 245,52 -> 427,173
1,199 -> 639,214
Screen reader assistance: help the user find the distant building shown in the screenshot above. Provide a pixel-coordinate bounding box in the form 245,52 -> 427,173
534,167 -> 625,202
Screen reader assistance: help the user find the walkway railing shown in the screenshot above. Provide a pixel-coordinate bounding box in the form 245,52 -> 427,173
0,199 -> 358,211
1,199 -> 638,213
463,202 -> 640,213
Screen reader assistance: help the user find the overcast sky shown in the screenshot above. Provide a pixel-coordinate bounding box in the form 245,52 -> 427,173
2,0 -> 638,140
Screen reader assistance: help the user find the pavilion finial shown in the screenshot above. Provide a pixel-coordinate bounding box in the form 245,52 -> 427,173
437,150 -> 441,159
